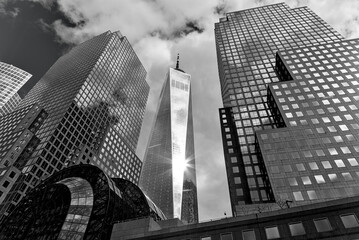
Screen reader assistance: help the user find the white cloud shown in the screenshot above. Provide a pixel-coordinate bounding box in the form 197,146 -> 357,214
29,0 -> 359,221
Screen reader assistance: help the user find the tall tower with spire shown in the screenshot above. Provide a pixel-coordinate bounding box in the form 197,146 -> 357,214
139,55 -> 198,224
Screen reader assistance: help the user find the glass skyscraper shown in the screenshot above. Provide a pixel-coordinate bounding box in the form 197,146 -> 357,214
0,30 -> 149,219
258,38 -> 359,207
0,62 -> 32,116
140,60 -> 198,224
215,3 -> 346,216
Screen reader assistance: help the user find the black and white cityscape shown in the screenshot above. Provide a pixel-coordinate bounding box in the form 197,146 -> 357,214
0,0 -> 359,239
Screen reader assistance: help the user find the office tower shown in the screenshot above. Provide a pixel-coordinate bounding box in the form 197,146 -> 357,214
257,38 -> 359,206
0,164 -> 166,240
140,58 -> 198,224
215,3 -> 345,215
0,30 -> 149,219
0,62 -> 32,116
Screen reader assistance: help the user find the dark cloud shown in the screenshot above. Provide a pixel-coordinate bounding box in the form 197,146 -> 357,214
149,20 -> 205,40
172,20 -> 205,39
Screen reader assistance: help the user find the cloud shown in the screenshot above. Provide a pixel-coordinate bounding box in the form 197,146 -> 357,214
306,0 -> 359,39
0,0 -> 20,17
27,0 -> 359,221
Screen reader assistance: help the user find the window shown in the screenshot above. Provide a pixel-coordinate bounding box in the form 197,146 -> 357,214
335,159 -> 345,168
201,237 -> 211,240
348,158 -> 359,166
220,233 -> 233,240
296,163 -> 305,171
302,176 -> 311,185
242,229 -> 256,240
342,172 -> 353,181
307,190 -> 318,200
314,218 -> 332,232
314,175 -> 325,184
265,226 -> 280,239
234,177 -> 241,184
9,171 -> 16,178
293,191 -> 304,201
340,214 -> 359,228
3,181 -> 10,188
309,162 -> 319,170
289,222 -> 306,236
289,178 -> 298,186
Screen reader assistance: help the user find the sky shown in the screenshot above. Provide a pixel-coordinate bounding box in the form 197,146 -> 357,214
0,0 -> 358,221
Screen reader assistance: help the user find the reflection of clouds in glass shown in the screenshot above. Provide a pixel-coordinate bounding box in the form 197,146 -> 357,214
74,33 -> 148,151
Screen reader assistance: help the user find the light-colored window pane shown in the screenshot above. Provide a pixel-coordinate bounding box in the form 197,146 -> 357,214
348,158 -> 359,166
315,175 -> 325,184
335,159 -> 345,167
293,191 -> 304,201
296,163 -> 305,171
321,161 -> 332,169
289,178 -> 298,186
342,172 -> 353,181
328,173 -> 338,182
265,226 -> 280,239
314,218 -> 332,232
307,190 -> 318,200
341,214 -> 359,228
309,162 -> 319,170
289,222 -> 306,236
301,176 -> 311,185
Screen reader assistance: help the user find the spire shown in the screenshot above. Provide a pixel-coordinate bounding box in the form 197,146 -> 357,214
174,53 -> 185,73
176,53 -> 180,69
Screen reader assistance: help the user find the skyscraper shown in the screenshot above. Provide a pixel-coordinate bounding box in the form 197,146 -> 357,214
0,62 -> 32,116
140,57 -> 198,224
257,38 -> 359,207
0,30 -> 149,219
215,3 -> 345,216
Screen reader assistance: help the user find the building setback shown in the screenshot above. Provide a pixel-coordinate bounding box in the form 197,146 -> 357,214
214,3 -> 345,216
256,38 -> 359,207
0,31 -> 149,220
140,60 -> 198,224
0,62 -> 32,116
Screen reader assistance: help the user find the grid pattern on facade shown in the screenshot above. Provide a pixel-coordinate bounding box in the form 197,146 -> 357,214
0,31 -> 149,219
215,3 -> 344,215
0,62 -> 31,116
0,94 -> 22,117
256,39 -> 359,206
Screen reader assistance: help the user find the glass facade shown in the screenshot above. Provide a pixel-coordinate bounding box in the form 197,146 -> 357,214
257,39 -> 359,206
0,31 -> 149,219
140,67 -> 198,223
0,62 -> 31,116
215,3 -> 344,215
0,164 -> 165,239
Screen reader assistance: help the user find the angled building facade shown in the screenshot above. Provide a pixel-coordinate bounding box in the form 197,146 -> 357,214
215,3 -> 346,216
0,30 -> 149,220
140,60 -> 198,224
0,62 -> 32,116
